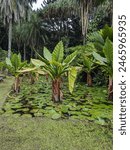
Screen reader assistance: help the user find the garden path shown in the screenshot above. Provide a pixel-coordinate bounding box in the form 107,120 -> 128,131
0,76 -> 14,110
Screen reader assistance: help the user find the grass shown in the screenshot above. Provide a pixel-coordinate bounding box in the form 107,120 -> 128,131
0,76 -> 14,109
0,116 -> 112,150
0,76 -> 113,150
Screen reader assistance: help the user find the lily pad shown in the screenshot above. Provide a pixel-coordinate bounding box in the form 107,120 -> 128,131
51,113 -> 61,120
61,106 -> 69,113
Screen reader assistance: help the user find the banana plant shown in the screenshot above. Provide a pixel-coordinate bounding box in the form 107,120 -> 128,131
82,56 -> 96,86
93,38 -> 113,100
5,53 -> 27,93
18,63 -> 46,84
32,41 -> 78,102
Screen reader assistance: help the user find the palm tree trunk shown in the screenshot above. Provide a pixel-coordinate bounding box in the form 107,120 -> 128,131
108,76 -> 113,100
80,0 -> 89,45
52,78 -> 62,102
29,73 -> 35,84
24,44 -> 26,60
8,19 -> 12,58
87,73 -> 92,86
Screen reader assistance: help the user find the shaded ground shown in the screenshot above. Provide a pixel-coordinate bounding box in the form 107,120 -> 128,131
0,116 -> 112,150
0,76 -> 14,109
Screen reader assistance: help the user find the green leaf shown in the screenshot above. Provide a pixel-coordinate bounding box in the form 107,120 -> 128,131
36,69 -> 46,75
83,57 -> 93,73
63,51 -> 77,65
6,57 -> 12,67
44,47 -> 52,61
103,38 -> 113,64
101,25 -> 113,41
18,53 -> 22,63
31,59 -> 45,67
89,32 -> 104,45
51,113 -> 61,120
93,52 -> 107,65
68,67 -> 77,93
33,49 -> 50,65
52,41 -> 64,62
11,54 -> 20,70
17,67 -> 37,73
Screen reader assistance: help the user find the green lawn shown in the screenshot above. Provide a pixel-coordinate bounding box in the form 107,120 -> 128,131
0,76 -> 14,109
0,116 -> 112,150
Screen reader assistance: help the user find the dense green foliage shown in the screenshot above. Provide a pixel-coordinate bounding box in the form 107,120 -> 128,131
1,77 -> 112,127
0,1 -> 113,149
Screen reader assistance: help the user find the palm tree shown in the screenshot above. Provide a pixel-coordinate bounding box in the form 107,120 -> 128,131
23,12 -> 43,58
0,0 -> 37,58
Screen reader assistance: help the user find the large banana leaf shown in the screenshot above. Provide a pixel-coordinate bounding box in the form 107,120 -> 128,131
34,49 -> 50,65
11,54 -> 21,71
44,47 -> 52,61
68,67 -> 77,93
17,67 -> 37,73
63,51 -> 77,65
6,57 -> 12,67
83,57 -> 94,73
93,52 -> 107,65
52,41 -> 64,62
103,38 -> 113,64
89,32 -> 104,45
18,67 -> 46,76
31,59 -> 45,67
100,24 -> 113,41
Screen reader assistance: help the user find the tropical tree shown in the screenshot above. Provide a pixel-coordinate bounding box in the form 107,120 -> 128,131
0,0 -> 37,58
5,53 -> 27,93
31,41 -> 78,102
92,26 -> 113,100
41,0 -> 108,44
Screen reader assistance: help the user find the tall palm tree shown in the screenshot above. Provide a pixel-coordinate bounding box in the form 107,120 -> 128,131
0,0 -> 37,58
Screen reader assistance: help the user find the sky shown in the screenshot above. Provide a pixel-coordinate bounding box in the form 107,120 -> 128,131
32,0 -> 43,10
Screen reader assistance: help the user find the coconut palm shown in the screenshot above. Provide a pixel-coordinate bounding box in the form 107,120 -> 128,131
0,0 -> 37,58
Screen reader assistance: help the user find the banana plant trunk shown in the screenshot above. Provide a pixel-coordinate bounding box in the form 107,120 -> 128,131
14,76 -> 20,93
30,73 -> 35,84
87,73 -> 92,87
108,76 -> 113,100
52,78 -> 62,102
